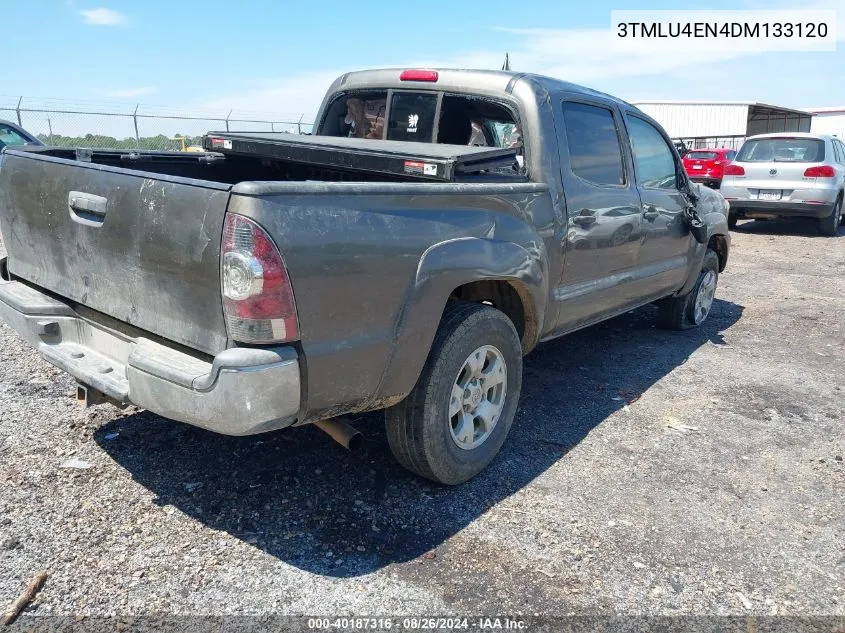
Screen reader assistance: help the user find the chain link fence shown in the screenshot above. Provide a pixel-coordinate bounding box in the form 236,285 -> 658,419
4,96 -> 842,155
0,96 -> 315,151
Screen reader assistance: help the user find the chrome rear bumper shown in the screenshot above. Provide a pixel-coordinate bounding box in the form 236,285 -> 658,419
0,279 -> 301,435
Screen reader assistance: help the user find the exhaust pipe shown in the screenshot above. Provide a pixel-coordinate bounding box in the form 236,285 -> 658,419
313,417 -> 363,451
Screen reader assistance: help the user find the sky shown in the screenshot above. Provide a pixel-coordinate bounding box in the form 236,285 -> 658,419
2,0 -> 844,135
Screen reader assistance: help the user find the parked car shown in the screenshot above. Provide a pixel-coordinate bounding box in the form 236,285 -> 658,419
682,148 -> 736,189
0,68 -> 731,484
720,133 -> 845,235
0,119 -> 42,150
567,205 -> 642,249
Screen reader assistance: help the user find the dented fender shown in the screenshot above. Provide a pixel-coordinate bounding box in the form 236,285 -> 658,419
374,236 -> 548,402
676,185 -> 731,297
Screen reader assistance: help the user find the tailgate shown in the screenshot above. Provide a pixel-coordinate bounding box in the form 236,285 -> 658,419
0,150 -> 231,355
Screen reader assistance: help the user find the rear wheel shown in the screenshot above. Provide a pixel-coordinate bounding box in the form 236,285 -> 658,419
385,302 -> 522,485
819,195 -> 842,236
657,249 -> 720,330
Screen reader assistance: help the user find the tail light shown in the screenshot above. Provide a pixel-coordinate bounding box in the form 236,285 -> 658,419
724,163 -> 745,176
400,69 -> 439,82
804,165 -> 835,178
222,213 -> 299,344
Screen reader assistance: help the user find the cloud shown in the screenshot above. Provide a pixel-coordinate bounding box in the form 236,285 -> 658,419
80,8 -> 128,26
195,1 -> 845,122
105,86 -> 158,98
196,71 -> 342,128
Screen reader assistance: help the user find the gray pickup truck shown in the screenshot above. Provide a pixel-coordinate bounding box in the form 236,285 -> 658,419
0,68 -> 730,484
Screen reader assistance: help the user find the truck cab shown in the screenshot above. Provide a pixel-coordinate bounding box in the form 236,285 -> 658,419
313,69 -> 730,333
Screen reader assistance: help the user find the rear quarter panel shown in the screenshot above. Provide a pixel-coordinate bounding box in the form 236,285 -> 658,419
227,182 -> 555,422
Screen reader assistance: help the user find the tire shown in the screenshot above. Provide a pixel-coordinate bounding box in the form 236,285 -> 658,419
385,302 -> 523,485
819,195 -> 842,236
657,249 -> 720,330
727,212 -> 738,230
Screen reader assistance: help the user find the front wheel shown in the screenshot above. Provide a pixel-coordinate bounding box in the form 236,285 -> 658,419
385,302 -> 523,485
819,196 -> 842,236
657,249 -> 720,330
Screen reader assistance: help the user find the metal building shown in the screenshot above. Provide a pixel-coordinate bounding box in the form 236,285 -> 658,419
630,101 -> 814,150
806,107 -> 845,138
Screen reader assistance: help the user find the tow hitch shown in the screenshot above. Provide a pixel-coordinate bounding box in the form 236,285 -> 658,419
76,383 -> 128,409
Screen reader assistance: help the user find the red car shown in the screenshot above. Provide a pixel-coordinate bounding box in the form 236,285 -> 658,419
682,147 -> 737,189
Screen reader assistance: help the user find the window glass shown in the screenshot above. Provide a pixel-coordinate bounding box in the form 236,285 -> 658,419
685,151 -> 717,160
736,137 -> 825,163
320,91 -> 387,139
726,151 -> 737,160
319,91 -> 520,155
0,124 -> 31,149
561,102 -> 625,186
627,117 -> 678,189
833,139 -> 845,164
386,92 -> 437,143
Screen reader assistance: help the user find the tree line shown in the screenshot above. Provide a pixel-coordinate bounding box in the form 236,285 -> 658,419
36,133 -> 204,151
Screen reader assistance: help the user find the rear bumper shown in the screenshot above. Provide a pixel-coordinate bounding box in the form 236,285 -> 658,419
687,172 -> 722,182
0,279 -> 301,436
725,200 -> 834,219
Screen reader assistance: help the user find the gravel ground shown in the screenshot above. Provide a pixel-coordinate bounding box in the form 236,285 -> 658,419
0,219 -> 843,619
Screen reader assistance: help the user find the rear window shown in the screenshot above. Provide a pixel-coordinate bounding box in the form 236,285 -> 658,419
318,91 -> 520,152
737,138 -> 825,163
685,151 -> 718,160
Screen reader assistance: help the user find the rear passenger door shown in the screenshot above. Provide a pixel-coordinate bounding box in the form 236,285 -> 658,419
553,97 -> 644,331
622,112 -> 694,299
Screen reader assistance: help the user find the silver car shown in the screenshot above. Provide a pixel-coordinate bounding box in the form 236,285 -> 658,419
720,133 -> 845,236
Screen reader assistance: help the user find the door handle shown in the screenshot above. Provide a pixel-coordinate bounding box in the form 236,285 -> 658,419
68,191 -> 107,227
642,204 -> 660,220
571,212 -> 597,226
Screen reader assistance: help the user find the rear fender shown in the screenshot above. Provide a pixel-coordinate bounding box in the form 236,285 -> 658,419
374,237 -> 547,402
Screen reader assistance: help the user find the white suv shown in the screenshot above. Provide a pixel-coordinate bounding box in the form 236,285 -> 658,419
720,133 -> 845,236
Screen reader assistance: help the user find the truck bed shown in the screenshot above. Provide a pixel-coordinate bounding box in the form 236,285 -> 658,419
0,140 -> 531,361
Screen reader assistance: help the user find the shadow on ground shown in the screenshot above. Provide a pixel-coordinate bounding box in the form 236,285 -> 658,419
95,299 -> 743,577
733,217 -> 844,237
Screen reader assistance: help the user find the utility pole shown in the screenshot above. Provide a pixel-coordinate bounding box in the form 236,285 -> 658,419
133,104 -> 140,148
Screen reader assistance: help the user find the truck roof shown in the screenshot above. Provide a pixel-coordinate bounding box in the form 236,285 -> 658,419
327,68 -> 638,112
